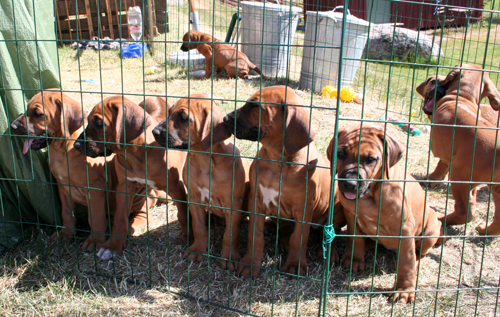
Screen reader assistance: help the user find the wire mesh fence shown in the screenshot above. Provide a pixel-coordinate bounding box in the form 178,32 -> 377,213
1,0 -> 500,315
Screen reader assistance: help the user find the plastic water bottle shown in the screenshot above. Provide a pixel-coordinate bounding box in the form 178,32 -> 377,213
128,6 -> 142,41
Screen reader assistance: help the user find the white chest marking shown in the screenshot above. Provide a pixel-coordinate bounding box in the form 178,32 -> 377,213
127,177 -> 158,190
259,184 -> 279,209
199,187 -> 210,203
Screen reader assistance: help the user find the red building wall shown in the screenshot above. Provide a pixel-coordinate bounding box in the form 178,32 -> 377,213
303,0 -> 484,30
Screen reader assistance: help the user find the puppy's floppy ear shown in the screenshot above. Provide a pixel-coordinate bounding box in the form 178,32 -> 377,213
166,98 -> 174,111
326,126 -> 347,163
326,137 -> 334,162
416,78 -> 430,97
481,73 -> 500,111
111,98 -> 145,149
51,92 -> 84,136
200,101 -> 231,151
379,131 -> 403,179
441,65 -> 463,86
284,105 -> 316,155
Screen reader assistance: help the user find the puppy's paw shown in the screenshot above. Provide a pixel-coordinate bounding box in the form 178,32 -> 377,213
389,290 -> 415,304
476,222 -> 500,235
235,256 -> 260,278
81,235 -> 106,252
220,255 -> 241,271
51,228 -> 74,241
183,246 -> 206,263
96,239 -> 126,260
281,259 -> 308,276
341,252 -> 365,272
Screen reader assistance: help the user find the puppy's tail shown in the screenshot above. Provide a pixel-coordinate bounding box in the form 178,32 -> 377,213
249,62 -> 267,80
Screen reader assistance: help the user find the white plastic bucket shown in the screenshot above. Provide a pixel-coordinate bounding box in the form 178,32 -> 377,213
240,1 -> 301,78
299,7 -> 370,93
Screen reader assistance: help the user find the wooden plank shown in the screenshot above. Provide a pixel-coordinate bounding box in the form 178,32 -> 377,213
55,1 -> 63,42
83,0 -> 94,38
104,0 -> 115,38
113,0 -> 122,38
148,0 -> 155,54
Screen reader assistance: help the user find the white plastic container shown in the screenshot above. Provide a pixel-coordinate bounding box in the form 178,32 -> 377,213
240,1 -> 301,77
299,7 -> 370,93
128,6 -> 142,41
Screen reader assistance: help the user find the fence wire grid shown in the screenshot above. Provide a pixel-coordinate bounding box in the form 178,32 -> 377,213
1,0 -> 500,315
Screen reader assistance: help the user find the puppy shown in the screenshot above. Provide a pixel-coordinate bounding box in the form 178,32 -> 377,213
152,94 -> 250,269
224,85 -> 345,277
138,96 -> 173,122
416,64 -> 500,234
10,90 -> 153,252
181,30 -> 264,79
328,123 -> 442,303
74,96 -> 188,260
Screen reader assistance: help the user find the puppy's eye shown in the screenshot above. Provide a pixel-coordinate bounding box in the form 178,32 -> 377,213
179,112 -> 189,123
33,111 -> 43,118
366,156 -> 378,164
94,120 -> 103,128
430,80 -> 436,85
337,151 -> 346,160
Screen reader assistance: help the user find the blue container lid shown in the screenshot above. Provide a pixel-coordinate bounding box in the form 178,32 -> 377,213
121,43 -> 148,58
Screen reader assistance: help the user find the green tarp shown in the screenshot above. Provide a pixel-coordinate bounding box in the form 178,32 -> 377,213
0,0 -> 62,252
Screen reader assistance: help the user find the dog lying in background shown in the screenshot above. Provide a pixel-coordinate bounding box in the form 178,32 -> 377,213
10,90 -> 154,252
153,94 -> 250,270
181,30 -> 264,79
328,123 -> 442,303
416,64 -> 500,235
224,85 -> 345,277
74,96 -> 188,260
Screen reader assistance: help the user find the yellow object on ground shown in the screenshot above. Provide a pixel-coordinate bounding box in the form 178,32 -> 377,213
340,87 -> 356,102
321,85 -> 338,98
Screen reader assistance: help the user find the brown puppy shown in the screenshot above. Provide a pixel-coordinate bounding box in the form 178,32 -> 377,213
181,30 -> 264,79
224,85 -> 345,277
416,64 -> 500,234
138,96 -> 174,122
10,90 -> 153,252
328,123 -> 442,303
152,94 -> 250,269
74,96 -> 188,260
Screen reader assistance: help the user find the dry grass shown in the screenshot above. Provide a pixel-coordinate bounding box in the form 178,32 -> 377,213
2,2 -> 500,316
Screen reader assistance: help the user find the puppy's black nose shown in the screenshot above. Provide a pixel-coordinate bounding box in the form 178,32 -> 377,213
73,141 -> 82,150
342,180 -> 358,192
152,127 -> 162,138
10,122 -> 18,130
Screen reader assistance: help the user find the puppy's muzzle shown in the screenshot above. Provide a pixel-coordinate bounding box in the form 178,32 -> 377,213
338,171 -> 371,200
423,84 -> 447,115
223,112 -> 260,141
180,44 -> 189,52
152,122 -> 167,147
74,132 -> 111,158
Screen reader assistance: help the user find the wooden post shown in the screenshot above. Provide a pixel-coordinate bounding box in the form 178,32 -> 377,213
147,0 -> 155,55
83,0 -> 94,38
105,0 -> 115,39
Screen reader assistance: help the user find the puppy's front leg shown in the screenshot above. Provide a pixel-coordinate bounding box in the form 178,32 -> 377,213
389,224 -> 417,304
341,222 -> 366,272
97,181 -> 135,260
236,205 -> 266,278
184,204 -> 208,263
51,186 -> 76,241
199,44 -> 213,79
221,208 -> 242,270
81,187 -> 108,252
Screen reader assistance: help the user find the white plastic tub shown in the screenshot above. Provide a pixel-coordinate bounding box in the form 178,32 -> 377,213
240,1 -> 301,78
299,7 -> 370,93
